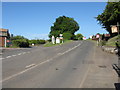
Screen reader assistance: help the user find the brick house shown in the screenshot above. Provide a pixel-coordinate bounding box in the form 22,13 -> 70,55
0,28 -> 10,47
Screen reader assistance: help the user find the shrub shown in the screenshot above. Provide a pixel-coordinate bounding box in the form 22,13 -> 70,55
29,39 -> 46,45
12,39 -> 29,47
39,40 -> 46,44
99,40 -> 106,46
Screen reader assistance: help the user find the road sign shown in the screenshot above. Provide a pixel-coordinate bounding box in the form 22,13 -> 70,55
111,25 -> 118,33
96,34 -> 100,38
83,37 -> 86,40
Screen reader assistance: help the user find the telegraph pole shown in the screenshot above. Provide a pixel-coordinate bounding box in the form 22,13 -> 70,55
117,22 -> 120,35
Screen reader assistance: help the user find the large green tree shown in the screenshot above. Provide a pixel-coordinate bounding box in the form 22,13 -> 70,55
96,2 -> 120,37
49,16 -> 79,38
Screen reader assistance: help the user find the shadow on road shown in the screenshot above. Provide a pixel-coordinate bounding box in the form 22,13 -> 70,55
114,83 -> 120,90
114,42 -> 120,90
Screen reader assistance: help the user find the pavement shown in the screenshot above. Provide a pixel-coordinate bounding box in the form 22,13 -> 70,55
1,41 -> 119,88
81,45 -> 118,88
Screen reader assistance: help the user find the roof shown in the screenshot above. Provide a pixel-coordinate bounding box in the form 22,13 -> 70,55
0,28 -> 8,32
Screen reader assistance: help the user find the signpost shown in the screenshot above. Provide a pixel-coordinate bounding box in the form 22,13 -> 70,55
111,22 -> 119,35
52,36 -> 55,44
111,25 -> 118,33
60,34 -> 63,43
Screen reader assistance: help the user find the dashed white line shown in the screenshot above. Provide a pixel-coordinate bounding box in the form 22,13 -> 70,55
12,55 -> 17,57
6,56 -> 12,58
1,58 -> 53,83
22,52 -> 26,54
18,53 -> 22,55
0,58 -> 5,60
27,52 -> 30,53
4,52 -> 31,60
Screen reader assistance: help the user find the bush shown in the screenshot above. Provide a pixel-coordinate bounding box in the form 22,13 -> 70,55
39,40 -> 46,44
29,39 -> 46,45
12,39 -> 29,47
99,40 -> 106,46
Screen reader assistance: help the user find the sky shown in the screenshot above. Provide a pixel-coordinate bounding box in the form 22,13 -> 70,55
2,2 -> 108,40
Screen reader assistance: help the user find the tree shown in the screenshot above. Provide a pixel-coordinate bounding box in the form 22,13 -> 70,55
96,2 -> 120,37
49,16 -> 79,39
75,33 -> 83,40
63,32 -> 73,40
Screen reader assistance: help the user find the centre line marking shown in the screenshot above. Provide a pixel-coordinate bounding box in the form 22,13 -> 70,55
1,42 -> 83,83
25,64 -> 36,69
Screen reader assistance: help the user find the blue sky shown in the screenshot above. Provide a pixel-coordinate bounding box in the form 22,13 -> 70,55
2,2 -> 108,40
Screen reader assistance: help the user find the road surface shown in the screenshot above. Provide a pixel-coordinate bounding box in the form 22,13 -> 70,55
2,41 -> 118,88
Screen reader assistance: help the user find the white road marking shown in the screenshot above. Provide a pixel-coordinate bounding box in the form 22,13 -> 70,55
22,52 -> 26,54
18,53 -> 22,55
57,53 -> 62,55
6,56 -> 12,58
0,53 -> 3,55
25,64 -> 36,69
61,42 -> 82,55
1,59 -> 53,83
1,42 -> 83,83
12,55 -> 17,57
27,52 -> 30,53
0,58 -> 5,60
3,51 -> 30,62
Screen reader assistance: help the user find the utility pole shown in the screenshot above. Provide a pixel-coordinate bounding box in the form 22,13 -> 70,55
117,22 -> 120,35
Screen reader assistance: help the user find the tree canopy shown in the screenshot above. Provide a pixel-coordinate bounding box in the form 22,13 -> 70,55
49,16 -> 79,38
96,2 -> 120,37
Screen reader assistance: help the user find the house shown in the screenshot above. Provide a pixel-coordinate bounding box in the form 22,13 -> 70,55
0,28 -> 10,47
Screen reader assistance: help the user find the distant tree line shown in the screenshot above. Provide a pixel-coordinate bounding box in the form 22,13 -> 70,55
10,35 -> 46,48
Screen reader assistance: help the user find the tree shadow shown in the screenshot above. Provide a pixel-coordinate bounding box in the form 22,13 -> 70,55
114,42 -> 120,90
114,83 -> 120,90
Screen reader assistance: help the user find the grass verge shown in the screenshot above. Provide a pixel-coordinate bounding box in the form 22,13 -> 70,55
44,40 -> 73,47
105,35 -> 120,47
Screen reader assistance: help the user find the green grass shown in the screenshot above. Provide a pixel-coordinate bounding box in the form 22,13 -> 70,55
105,35 -> 120,47
44,40 -> 73,47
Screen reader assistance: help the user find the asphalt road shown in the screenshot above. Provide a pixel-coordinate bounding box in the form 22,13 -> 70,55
2,41 -> 118,88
